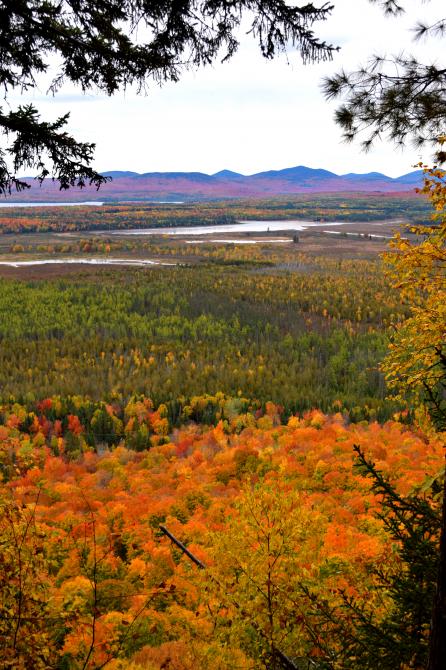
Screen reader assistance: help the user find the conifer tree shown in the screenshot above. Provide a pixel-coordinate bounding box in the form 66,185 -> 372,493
382,160 -> 446,670
0,0 -> 337,194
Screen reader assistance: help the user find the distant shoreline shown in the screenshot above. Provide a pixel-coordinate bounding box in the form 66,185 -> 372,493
0,201 -> 104,208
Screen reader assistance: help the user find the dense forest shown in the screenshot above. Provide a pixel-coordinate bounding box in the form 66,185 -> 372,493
3,0 -> 446,665
0,192 -> 431,234
1,176 -> 445,669
1,405 -> 442,669
0,255 -> 406,421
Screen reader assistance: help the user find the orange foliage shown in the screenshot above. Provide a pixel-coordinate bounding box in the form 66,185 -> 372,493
0,403 -> 443,667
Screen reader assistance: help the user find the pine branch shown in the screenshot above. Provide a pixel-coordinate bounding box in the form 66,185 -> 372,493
0,105 -> 109,195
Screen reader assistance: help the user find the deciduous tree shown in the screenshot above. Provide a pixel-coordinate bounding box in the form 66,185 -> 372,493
382,159 -> 446,670
0,493 -> 55,669
201,482 -> 326,668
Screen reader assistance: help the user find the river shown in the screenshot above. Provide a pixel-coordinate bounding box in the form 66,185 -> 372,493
0,202 -> 104,208
0,258 -> 175,268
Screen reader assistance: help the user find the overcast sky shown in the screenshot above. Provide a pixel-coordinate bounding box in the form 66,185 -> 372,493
9,0 -> 445,177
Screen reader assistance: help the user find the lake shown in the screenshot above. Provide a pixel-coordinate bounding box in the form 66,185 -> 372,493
0,258 -> 175,268
0,202 -> 104,208
112,220 -> 350,236
0,200 -> 187,208
185,238 -> 291,244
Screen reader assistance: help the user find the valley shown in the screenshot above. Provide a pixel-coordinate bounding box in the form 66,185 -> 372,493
0,186 -> 442,670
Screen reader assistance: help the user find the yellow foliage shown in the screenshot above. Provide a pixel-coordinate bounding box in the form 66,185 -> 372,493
382,164 -> 446,436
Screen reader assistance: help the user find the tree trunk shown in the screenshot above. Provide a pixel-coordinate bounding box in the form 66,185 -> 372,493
427,451 -> 446,670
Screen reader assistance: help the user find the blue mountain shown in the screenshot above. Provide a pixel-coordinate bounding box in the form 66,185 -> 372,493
140,171 -> 214,182
393,170 -> 424,184
251,165 -> 337,181
101,171 -> 140,178
213,169 -> 244,179
342,172 -> 389,181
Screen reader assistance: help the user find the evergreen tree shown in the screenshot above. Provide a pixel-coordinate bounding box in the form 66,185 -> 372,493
0,0 -> 337,194
323,2 -> 446,160
302,445 -> 441,670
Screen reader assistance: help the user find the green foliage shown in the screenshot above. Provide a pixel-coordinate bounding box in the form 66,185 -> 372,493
0,105 -> 109,194
323,4 -> 446,158
0,260 -> 406,419
0,194 -> 431,235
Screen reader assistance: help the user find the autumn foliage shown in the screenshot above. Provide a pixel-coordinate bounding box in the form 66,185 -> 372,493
0,395 -> 443,668
1,180 -> 445,667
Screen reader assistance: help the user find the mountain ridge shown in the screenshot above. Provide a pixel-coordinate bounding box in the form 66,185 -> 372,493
11,166 -> 425,202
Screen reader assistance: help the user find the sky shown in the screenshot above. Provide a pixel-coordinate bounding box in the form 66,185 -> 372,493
9,0 -> 446,177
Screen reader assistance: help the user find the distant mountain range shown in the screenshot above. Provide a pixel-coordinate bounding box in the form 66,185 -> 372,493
11,166 -> 424,202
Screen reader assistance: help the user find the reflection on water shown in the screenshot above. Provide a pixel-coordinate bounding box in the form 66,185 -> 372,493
0,200 -> 187,208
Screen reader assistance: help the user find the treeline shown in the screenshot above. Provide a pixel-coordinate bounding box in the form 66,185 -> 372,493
0,192 -> 430,234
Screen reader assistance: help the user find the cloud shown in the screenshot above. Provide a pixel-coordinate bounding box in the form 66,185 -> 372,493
7,0 -> 445,176
8,92 -> 101,105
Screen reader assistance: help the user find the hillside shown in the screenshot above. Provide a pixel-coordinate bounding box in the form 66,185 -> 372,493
1,399 -> 442,668
9,166 -> 425,202
0,199 -> 443,670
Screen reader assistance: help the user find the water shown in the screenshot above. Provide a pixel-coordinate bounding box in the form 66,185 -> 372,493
113,220 -> 350,236
0,201 -> 104,208
323,230 -> 394,240
0,200 -> 185,208
119,200 -> 185,205
0,258 -> 175,268
185,238 -> 291,245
